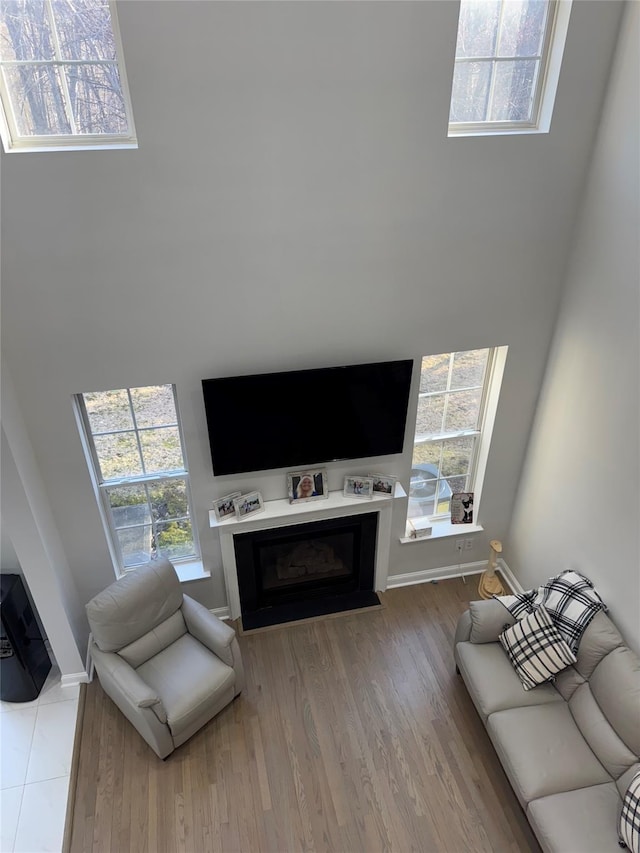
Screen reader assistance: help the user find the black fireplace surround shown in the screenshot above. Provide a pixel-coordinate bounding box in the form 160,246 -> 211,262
233,513 -> 380,629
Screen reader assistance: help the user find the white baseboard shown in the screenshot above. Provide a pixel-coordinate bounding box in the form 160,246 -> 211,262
386,560 -> 487,589
496,558 -> 524,594
61,671 -> 90,687
386,557 -> 524,595
211,606 -> 231,621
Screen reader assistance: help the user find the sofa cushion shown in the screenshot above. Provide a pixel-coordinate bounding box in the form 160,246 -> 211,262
487,703 -> 611,804
568,682 -> 638,780
527,783 -> 622,853
499,606 -> 576,690
573,611 -> 625,679
619,769 -> 640,853
456,642 -> 564,721
589,647 -> 640,757
137,633 -> 236,739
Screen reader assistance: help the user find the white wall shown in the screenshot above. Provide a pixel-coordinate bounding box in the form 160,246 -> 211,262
1,527 -> 20,572
508,1 -> 639,652
1,363 -> 86,675
0,2 -> 624,644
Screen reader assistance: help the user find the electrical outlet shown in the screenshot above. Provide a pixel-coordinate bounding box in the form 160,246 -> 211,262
455,539 -> 464,553
465,538 -> 473,550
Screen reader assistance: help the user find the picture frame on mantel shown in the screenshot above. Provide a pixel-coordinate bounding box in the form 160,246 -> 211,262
233,491 -> 265,519
343,476 -> 374,499
287,469 -> 328,504
212,491 -> 241,522
369,474 -> 396,496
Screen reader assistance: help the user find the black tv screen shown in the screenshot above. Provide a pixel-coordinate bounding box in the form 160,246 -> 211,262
202,360 -> 413,476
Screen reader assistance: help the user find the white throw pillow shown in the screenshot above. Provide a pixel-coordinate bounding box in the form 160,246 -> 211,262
620,770 -> 640,853
499,605 -> 576,691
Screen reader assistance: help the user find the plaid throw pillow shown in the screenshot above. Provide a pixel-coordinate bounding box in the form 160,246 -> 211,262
620,770 -> 640,853
495,570 -> 607,654
499,606 -> 577,691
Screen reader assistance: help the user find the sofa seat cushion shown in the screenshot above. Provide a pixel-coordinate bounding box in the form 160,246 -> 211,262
456,641 -> 564,720
527,783 -> 622,853
487,703 -> 611,804
137,633 -> 235,739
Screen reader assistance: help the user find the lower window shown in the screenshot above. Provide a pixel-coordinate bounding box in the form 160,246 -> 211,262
74,384 -> 201,573
407,347 -> 506,531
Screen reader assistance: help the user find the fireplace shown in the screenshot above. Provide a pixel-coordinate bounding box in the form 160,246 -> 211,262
233,513 -> 379,629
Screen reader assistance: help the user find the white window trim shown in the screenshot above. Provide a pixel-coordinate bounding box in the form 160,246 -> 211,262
403,346 -> 508,542
0,0 -> 137,153
72,386 -> 204,581
448,0 -> 573,138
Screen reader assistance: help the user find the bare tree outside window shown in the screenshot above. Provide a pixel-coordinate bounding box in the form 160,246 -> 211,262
0,0 -> 135,148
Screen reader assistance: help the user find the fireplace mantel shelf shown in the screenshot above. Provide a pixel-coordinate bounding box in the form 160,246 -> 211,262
209,482 -> 407,533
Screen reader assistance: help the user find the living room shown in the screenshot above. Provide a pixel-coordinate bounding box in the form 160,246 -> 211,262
1,0 -> 638,850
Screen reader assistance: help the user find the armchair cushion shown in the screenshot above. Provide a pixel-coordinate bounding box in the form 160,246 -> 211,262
118,610 -> 187,668
136,633 -> 235,739
87,557 -> 183,652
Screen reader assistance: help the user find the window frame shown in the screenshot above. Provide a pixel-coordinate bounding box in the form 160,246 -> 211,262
448,0 -> 572,138
74,384 -> 202,577
406,346 -> 507,538
0,0 -> 137,153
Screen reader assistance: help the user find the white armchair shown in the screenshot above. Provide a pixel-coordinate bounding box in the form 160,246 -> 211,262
86,557 -> 244,759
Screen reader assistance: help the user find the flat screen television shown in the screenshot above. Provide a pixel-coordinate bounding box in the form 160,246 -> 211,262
202,359 -> 414,476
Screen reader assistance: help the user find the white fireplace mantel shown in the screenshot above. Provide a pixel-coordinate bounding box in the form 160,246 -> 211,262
209,484 -> 407,620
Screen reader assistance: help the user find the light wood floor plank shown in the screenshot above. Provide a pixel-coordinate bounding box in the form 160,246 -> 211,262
68,579 -> 540,852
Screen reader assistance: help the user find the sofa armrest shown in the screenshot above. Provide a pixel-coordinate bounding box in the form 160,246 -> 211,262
454,609 -> 473,646
181,595 -> 236,666
467,598 -> 516,643
91,644 -> 167,723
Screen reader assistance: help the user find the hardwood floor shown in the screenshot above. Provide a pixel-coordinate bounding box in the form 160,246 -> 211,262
68,579 -> 540,853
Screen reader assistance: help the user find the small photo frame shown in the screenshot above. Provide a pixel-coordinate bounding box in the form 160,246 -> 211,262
451,492 -> 474,524
234,491 -> 265,519
369,474 -> 396,497
212,491 -> 241,521
343,476 -> 374,499
287,469 -> 328,504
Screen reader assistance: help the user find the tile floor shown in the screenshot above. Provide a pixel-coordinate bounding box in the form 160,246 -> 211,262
1,667 -> 79,853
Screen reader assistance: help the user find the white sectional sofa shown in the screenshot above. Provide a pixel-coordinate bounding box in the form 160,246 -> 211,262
454,598 -> 640,853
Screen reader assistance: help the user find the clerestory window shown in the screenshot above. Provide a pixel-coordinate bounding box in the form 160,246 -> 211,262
407,347 -> 507,536
448,0 -> 572,136
0,0 -> 136,151
75,385 -> 201,576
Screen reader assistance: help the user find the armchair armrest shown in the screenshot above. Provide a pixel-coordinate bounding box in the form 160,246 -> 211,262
181,595 -> 236,666
91,644 -> 167,723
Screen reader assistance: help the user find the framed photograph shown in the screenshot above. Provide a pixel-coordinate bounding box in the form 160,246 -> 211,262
233,491 -> 265,519
343,476 -> 374,499
212,491 -> 241,522
451,492 -> 474,524
369,474 -> 396,497
287,469 -> 328,504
